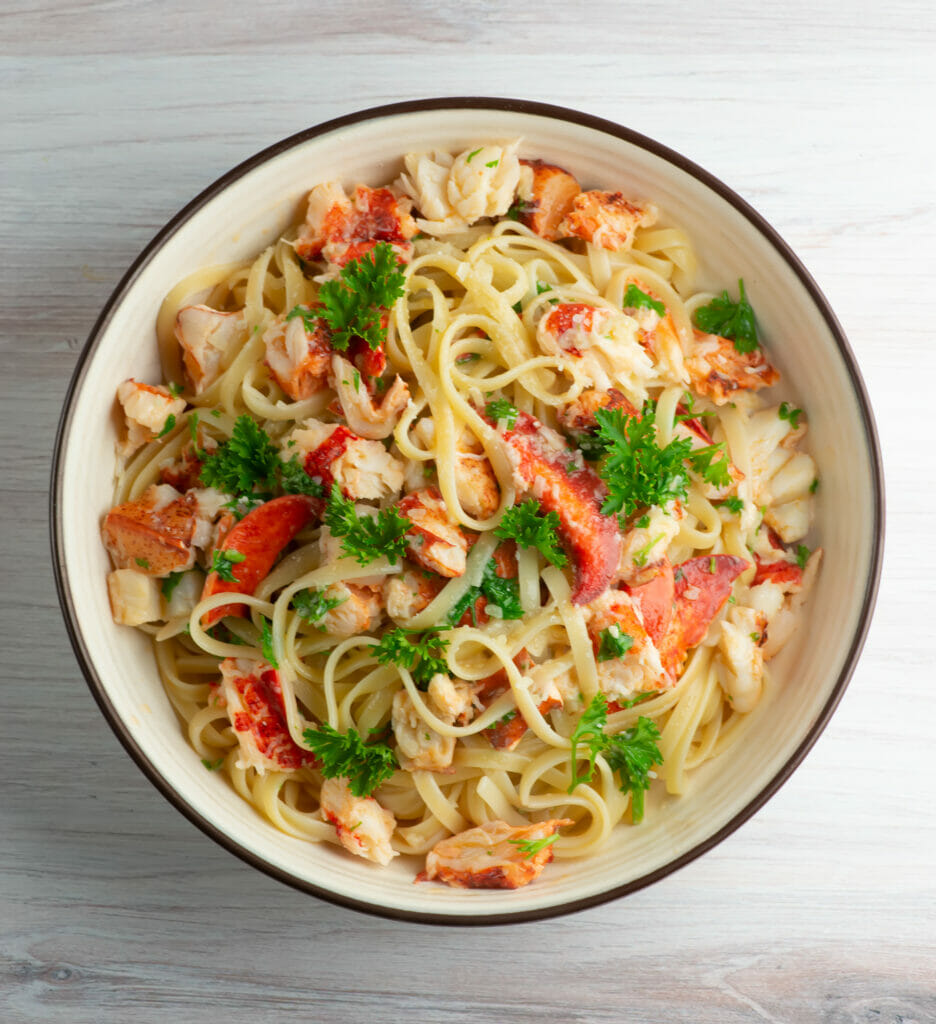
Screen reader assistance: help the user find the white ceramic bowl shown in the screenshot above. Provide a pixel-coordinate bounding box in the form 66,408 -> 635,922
51,99 -> 884,924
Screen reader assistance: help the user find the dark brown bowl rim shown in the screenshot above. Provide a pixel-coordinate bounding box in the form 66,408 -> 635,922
50,96 -> 885,926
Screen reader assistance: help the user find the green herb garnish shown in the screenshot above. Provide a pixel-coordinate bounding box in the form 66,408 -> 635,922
693,278 -> 760,354
494,499 -> 568,567
302,724 -> 397,797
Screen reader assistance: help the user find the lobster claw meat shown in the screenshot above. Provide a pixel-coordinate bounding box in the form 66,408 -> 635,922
654,554 -> 750,676
753,557 -> 803,588
218,657 -> 318,774
623,560 -> 676,645
201,494 -> 323,627
498,410 -> 622,605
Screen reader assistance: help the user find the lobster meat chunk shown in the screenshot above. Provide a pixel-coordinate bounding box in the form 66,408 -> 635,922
686,330 -> 779,405
101,484 -> 199,577
218,657 -> 317,774
396,487 -> 468,578
498,410 -> 622,605
201,494 -> 322,626
295,183 -> 417,268
418,818 -> 572,889
558,190 -> 657,251
654,555 -> 750,676
753,558 -> 804,588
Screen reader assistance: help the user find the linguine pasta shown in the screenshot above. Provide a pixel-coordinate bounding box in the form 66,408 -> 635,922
100,142 -> 820,888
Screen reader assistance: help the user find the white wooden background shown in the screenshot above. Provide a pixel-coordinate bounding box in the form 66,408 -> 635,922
3,2 -> 935,1021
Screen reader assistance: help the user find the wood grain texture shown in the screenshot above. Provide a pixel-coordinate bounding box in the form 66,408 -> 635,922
2,1 -> 935,1021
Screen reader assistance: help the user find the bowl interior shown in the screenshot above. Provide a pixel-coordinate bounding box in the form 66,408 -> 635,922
54,102 -> 881,922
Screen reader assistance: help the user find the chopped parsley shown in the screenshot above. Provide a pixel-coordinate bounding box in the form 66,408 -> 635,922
210,548 -> 246,582
676,393 -> 715,423
466,148 -> 482,163
632,533 -> 665,568
199,414 -> 323,500
188,411 -> 205,458
446,558 -> 524,625
134,557 -> 150,570
372,627 -> 450,688
201,756 -> 224,771
259,616 -> 278,668
596,624 -> 634,662
302,724 -> 397,797
795,544 -> 811,569
324,485 -> 410,566
287,242 -> 405,352
536,281 -> 553,295
485,398 -> 519,429
693,278 -> 760,353
161,571 -> 185,601
508,832 -> 560,859
720,496 -> 744,514
156,413 -> 176,438
810,477 -> 820,494
293,587 -> 346,625
478,564 -> 524,619
485,159 -> 499,168
623,283 -> 665,317
494,499 -> 568,567
567,693 -> 663,821
778,401 -> 804,430
635,514 -> 651,529
168,382 -> 184,397
620,691 -> 655,709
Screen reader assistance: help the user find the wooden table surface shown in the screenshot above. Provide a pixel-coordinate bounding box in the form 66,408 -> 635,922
3,2 -> 935,1021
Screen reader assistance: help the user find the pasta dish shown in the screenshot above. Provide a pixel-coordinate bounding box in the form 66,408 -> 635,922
99,141 -> 821,888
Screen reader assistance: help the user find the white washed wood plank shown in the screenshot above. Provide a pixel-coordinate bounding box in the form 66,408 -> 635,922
2,3 -> 935,1020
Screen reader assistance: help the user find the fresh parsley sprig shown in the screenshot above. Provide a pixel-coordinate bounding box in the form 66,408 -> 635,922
494,500 -> 568,568
302,724 -> 397,797
372,627 -> 450,688
567,692 -> 663,822
693,278 -> 760,354
324,485 -> 410,566
686,442 -> 732,489
296,242 -> 406,352
199,415 -> 323,500
594,404 -> 693,523
603,717 -> 663,823
567,692 -> 610,792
